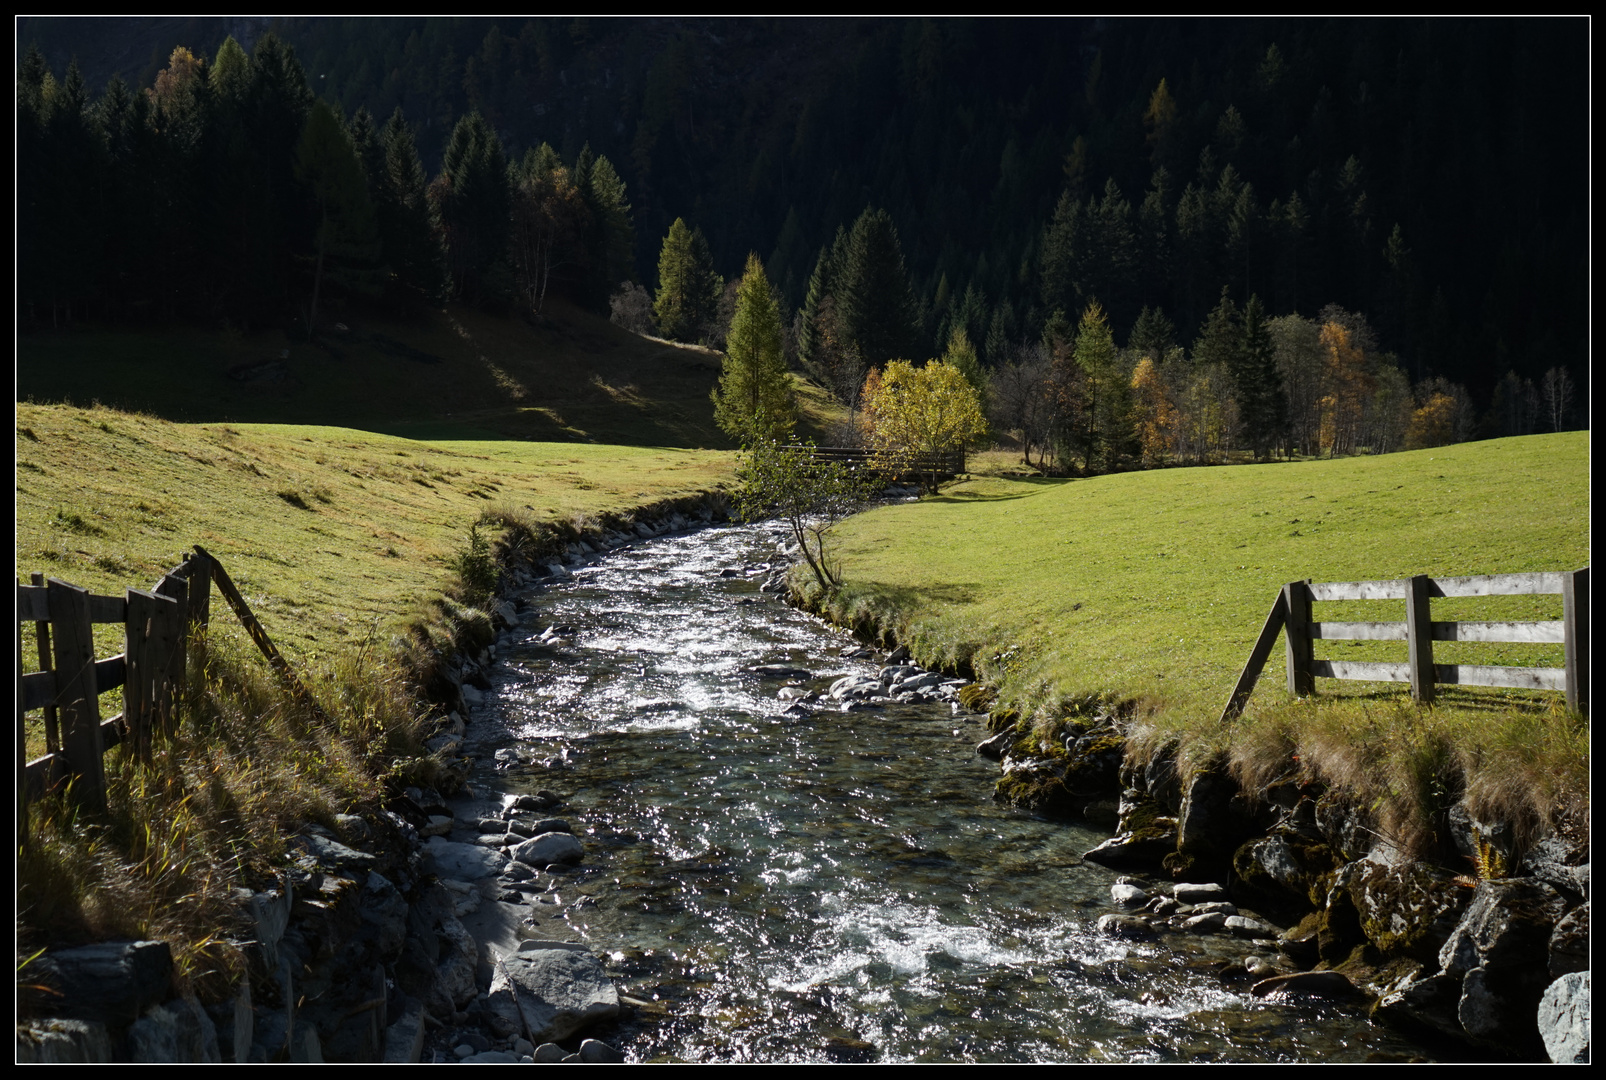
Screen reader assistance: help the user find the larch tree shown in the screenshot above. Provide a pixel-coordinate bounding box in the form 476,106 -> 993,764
712,253 -> 795,445
862,359 -> 987,493
654,217 -> 720,342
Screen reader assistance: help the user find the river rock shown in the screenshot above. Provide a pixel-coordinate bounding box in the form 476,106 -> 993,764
1183,912 -> 1228,933
484,947 -> 620,1042
1084,814 -> 1179,868
1549,902 -> 1588,979
1224,915 -> 1279,938
27,940 -> 173,1026
977,729 -> 1016,761
1167,764 -> 1253,883
1538,971 -> 1590,1063
747,663 -> 813,679
1111,882 -> 1148,907
1096,914 -> 1157,940
1343,855 -> 1470,961
1173,882 -> 1227,904
1439,878 -> 1569,977
512,832 -> 584,867
127,996 -> 221,1063
1251,970 -> 1357,999
425,836 -> 507,879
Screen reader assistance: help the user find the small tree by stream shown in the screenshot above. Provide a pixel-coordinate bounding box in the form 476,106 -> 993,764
735,439 -> 876,594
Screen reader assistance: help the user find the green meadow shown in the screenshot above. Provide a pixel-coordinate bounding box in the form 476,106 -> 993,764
819,433 -> 1589,850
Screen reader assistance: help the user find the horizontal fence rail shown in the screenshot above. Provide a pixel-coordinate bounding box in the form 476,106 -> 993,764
17,546 -> 326,836
1220,567 -> 1588,723
780,445 -> 966,483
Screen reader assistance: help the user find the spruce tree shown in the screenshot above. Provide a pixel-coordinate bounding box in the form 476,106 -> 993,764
839,207 -> 917,368
1236,294 -> 1287,459
713,253 -> 795,444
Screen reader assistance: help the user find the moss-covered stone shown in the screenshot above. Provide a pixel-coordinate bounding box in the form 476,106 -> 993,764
986,707 -> 1021,734
1344,858 -> 1472,962
956,684 -> 996,713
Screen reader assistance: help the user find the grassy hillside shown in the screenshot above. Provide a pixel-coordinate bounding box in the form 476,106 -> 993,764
16,402 -> 734,677
817,434 -> 1590,849
15,399 -> 738,973
17,297 -> 840,446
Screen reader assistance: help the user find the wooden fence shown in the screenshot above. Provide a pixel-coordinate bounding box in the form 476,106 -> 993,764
783,445 -> 966,484
17,545 -> 325,828
1219,567 -> 1589,722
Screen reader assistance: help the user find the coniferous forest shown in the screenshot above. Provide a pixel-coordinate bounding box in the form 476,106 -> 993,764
17,17 -> 1588,465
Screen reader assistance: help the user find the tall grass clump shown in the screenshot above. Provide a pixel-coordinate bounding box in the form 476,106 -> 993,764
1140,691 -> 1591,867
17,623 -> 425,1005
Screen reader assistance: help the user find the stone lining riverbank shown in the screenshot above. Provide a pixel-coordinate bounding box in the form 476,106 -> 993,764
958,703 -> 1591,1062
18,500 -> 733,1064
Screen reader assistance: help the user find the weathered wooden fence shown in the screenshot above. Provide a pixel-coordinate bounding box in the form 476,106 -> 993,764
783,445 -> 966,485
1219,568 -> 1589,722
17,545 -> 325,829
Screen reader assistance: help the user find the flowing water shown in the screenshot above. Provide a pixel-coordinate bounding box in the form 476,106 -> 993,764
468,522 -> 1432,1063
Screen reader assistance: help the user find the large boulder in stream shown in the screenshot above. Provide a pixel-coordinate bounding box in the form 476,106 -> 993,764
484,944 -> 619,1043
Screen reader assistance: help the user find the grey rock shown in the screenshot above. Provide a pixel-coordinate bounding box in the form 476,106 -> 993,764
1183,912 -> 1228,933
362,872 -> 409,958
485,949 -> 620,1043
1373,972 -> 1467,1042
1083,811 -> 1178,868
425,733 -> 463,757
424,836 -> 508,879
534,1041 -> 568,1062
15,1019 -> 114,1063
1224,915 -> 1279,938
747,663 -> 813,679
1096,914 -> 1157,940
512,831 -> 584,867
382,1007 -> 428,1064
1344,856 -> 1470,961
1519,835 -> 1589,901
1538,971 -> 1590,1063
127,997 -> 221,1063
421,814 -> 454,837
1191,901 -> 1238,916
1438,878 -> 1568,976
1459,963 -> 1547,1043
29,940 -> 173,1026
1110,883 -> 1148,908
578,1038 -> 625,1062
976,728 -> 1016,761
1173,882 -> 1227,904
1251,970 -> 1357,999
1550,902 -> 1589,979
292,831 -> 377,872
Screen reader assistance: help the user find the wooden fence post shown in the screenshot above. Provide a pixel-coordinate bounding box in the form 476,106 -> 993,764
1283,580 -> 1314,696
47,578 -> 106,813
1562,566 -> 1589,714
1219,590 -> 1289,723
155,571 -> 190,722
125,589 -> 159,761
1405,574 -> 1436,704
30,572 -> 59,754
184,550 -> 212,684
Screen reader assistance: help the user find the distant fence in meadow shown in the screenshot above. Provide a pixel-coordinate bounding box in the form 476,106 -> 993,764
1220,568 -> 1589,722
17,546 -> 324,833
784,445 -> 965,485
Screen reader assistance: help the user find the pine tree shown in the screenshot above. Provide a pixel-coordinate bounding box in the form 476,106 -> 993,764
712,253 -> 795,444
378,107 -> 445,304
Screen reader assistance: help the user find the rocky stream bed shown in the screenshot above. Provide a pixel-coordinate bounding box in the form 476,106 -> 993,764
18,505 -> 1590,1063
